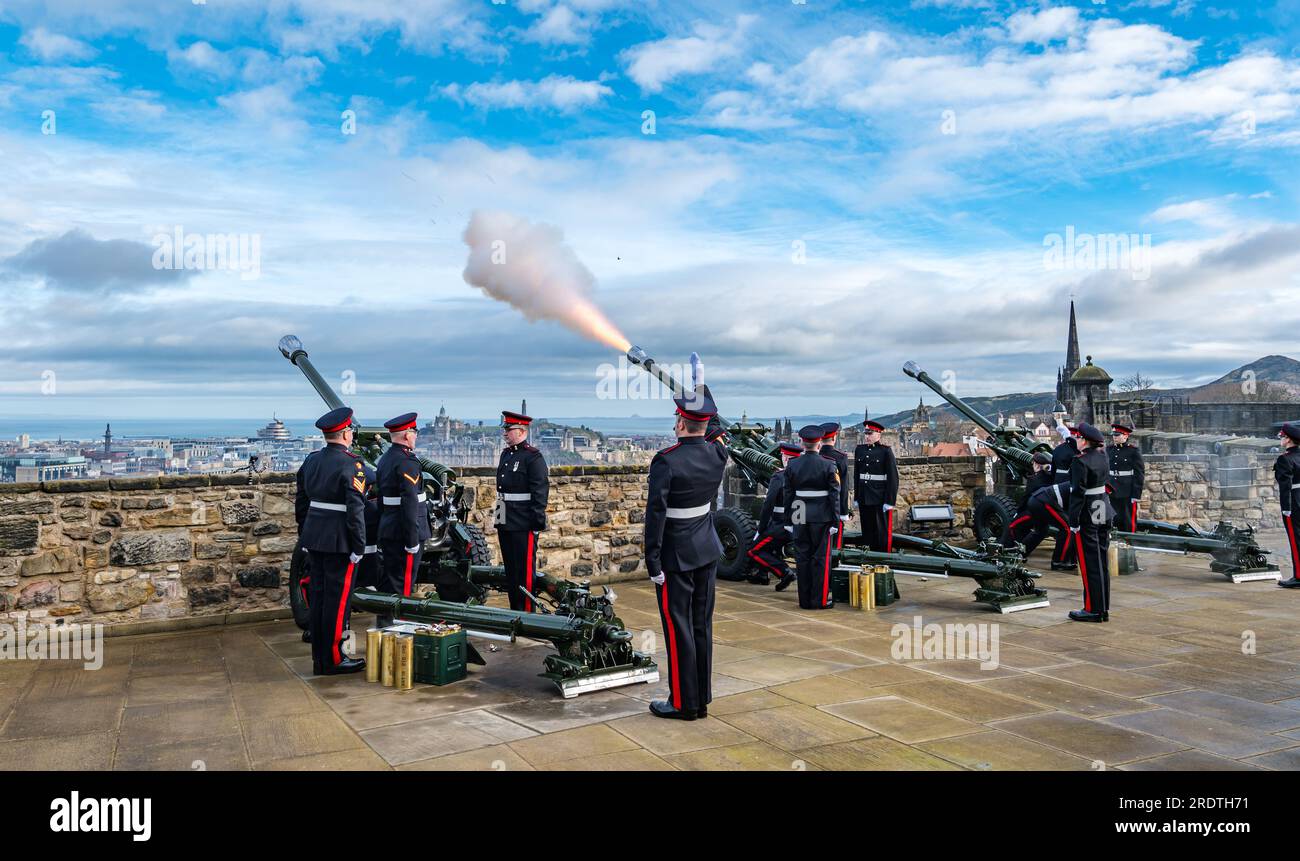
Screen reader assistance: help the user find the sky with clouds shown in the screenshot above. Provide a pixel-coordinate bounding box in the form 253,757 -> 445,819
0,0 -> 1298,426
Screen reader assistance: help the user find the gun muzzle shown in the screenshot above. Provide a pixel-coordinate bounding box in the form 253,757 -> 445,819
626,345 -> 650,366
278,335 -> 307,363
902,360 -> 924,380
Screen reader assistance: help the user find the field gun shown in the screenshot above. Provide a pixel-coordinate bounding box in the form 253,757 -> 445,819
351,577 -> 658,698
277,335 -> 496,629
1114,519 -> 1279,582
624,347 -> 1050,611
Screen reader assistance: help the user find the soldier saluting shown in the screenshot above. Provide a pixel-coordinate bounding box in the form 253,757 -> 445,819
1275,422 -> 1300,589
496,410 -> 549,612
819,422 -> 851,549
785,424 -> 842,610
853,419 -> 899,553
1067,422 -> 1113,623
294,407 -> 367,675
1107,422 -> 1145,532
376,413 -> 431,627
644,390 -> 729,721
747,441 -> 802,592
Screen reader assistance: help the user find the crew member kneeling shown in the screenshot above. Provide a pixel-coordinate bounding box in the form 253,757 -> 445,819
748,442 -> 802,592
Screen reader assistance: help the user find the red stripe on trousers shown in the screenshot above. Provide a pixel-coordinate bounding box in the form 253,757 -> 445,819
1286,515 -> 1299,580
333,562 -> 355,664
403,552 -> 414,597
822,527 -> 832,606
1131,501 -> 1138,529
525,532 -> 535,612
747,536 -> 782,576
1008,515 -> 1031,529
1045,505 -> 1072,563
659,580 -> 681,709
886,509 -> 894,553
1073,532 -> 1091,612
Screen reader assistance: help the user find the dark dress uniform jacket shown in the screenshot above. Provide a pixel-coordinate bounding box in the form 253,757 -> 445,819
1068,447 -> 1113,528
853,442 -> 899,507
1018,468 -> 1056,515
376,444 -> 432,548
1276,448 -> 1300,515
1106,443 -> 1145,498
757,470 -> 788,534
295,443 -> 367,556
783,451 -> 842,524
821,446 -> 850,517
1051,438 -> 1078,484
496,443 -> 549,532
644,436 -> 728,578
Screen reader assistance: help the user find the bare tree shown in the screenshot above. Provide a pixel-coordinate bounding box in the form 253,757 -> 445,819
1115,371 -> 1157,393
933,412 -> 964,443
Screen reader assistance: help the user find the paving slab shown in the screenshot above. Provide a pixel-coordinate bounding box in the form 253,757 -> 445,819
796,737 -> 964,771
1118,751 -> 1265,771
821,696 -> 981,744
918,730 -> 1095,771
718,704 -> 874,750
666,741 -> 813,771
978,675 -> 1154,718
873,678 -> 1048,723
1143,690 -> 1300,732
1102,708 -> 1297,759
609,712 -> 757,756
360,709 -> 537,766
991,712 -> 1185,765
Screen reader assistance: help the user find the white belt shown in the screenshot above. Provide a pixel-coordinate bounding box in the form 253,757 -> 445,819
382,493 -> 427,505
310,501 -> 346,512
1110,470 -> 1134,476
860,473 -> 888,481
364,545 -> 377,554
500,493 -> 531,502
666,503 -> 711,519
772,506 -> 785,513
796,490 -> 828,497
1084,486 -> 1106,495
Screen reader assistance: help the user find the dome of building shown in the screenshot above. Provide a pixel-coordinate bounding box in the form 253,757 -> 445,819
1069,356 -> 1112,384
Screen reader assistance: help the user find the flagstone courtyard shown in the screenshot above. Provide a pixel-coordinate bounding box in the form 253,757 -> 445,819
3,544 -> 1299,771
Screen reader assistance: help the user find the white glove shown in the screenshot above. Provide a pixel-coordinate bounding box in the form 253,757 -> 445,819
1283,511 -> 1292,518
1070,526 -> 1080,534
840,515 -> 850,522
829,527 -> 838,536
784,525 -> 794,533
753,532 -> 760,541
650,573 -> 665,586
405,545 -> 420,554
349,552 -> 363,564
883,504 -> 894,512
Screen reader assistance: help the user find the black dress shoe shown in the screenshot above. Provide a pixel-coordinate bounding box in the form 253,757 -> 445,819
317,657 -> 367,676
649,700 -> 696,721
1280,577 -> 1300,589
697,705 -> 708,718
775,573 -> 796,592
1068,609 -> 1105,623
301,629 -> 312,643
748,573 -> 771,586
1051,562 -> 1077,571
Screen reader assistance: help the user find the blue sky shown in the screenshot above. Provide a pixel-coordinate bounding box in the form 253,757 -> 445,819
0,0 -> 1298,426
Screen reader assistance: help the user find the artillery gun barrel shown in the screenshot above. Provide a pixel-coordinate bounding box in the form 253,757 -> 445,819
352,592 -> 629,645
626,346 -> 738,426
902,361 -> 999,436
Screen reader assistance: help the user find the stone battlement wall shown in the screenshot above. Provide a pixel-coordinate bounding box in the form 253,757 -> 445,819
1139,454 -> 1281,529
0,457 -> 993,632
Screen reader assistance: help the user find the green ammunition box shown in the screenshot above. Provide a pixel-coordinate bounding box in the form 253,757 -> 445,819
412,629 -> 468,686
874,566 -> 899,606
831,566 -> 856,604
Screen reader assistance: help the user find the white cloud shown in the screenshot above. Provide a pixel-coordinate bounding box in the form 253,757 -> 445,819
18,26 -> 96,62
441,75 -> 613,112
622,14 -> 756,93
1005,7 -> 1082,44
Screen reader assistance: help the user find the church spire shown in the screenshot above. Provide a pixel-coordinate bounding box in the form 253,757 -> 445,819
1064,300 -> 1081,375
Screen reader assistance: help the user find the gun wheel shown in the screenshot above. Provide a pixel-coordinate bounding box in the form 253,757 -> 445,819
714,507 -> 759,581
428,524 -> 494,602
974,494 -> 1019,543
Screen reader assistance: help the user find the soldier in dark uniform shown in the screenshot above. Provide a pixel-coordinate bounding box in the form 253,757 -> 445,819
1032,423 -> 1079,568
644,392 -> 729,720
819,422 -> 851,550
785,425 -> 842,610
335,460 -> 380,645
376,413 -> 431,627
1107,423 -> 1145,532
294,407 -> 367,675
1275,422 -> 1300,589
495,411 -> 549,612
853,419 -> 899,553
1004,452 -> 1054,547
1067,423 -> 1114,622
747,442 -> 801,592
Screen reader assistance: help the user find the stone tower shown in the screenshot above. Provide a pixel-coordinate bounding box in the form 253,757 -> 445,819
1055,300 -> 1083,413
